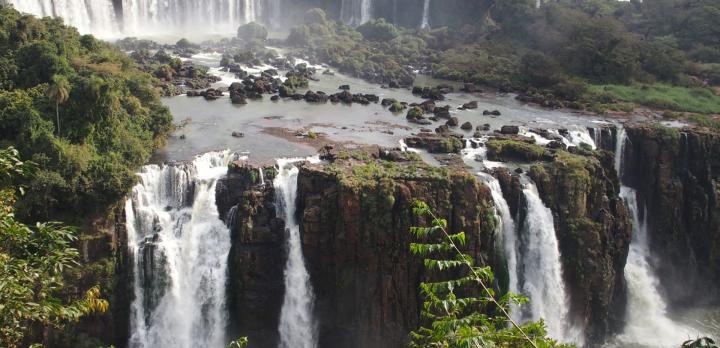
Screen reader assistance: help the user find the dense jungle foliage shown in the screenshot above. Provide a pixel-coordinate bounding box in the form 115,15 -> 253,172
286,0 -> 720,115
0,6 -> 172,223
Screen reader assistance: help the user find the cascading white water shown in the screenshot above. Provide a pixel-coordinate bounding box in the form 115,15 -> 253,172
614,187 -> 693,347
610,129 -> 697,347
258,167 -> 265,186
518,176 -> 583,344
126,151 -> 234,348
341,0 -> 372,26
8,0 -> 119,37
478,173 -> 519,308
275,158 -> 317,348
420,0 -> 431,28
7,0 -> 264,38
614,127 -> 627,175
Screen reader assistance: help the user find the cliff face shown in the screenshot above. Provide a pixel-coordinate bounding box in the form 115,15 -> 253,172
624,126 -> 720,305
296,163 -> 494,348
528,151 -> 631,342
216,165 -> 285,348
491,140 -> 631,343
220,156 -> 496,348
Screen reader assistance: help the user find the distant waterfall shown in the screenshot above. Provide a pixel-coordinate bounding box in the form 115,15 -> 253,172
267,0 -> 282,29
341,0 -> 372,26
275,159 -> 317,348
8,0 -> 118,37
421,0 -> 431,28
7,0 -> 264,38
126,151 -> 235,348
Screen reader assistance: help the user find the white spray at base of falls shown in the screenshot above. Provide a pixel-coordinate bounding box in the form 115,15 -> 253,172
275,158 -> 318,348
610,129 -> 699,347
126,151 -> 235,348
421,0 -> 431,28
614,187 -> 695,347
517,177 -> 583,344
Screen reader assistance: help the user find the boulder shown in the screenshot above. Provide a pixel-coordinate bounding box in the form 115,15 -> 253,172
500,125 -> 520,135
446,117 -> 459,127
339,84 -> 350,90
460,101 -> 478,110
461,122 -> 473,130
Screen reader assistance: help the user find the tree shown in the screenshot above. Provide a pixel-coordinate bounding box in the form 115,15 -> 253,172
0,147 -> 108,348
408,201 -> 571,348
45,75 -> 70,136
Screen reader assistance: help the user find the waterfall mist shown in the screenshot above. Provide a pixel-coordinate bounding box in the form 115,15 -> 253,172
275,158 -> 318,348
125,151 -> 235,348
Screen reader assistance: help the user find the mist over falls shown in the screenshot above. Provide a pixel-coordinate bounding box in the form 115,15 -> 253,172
6,0 -> 482,38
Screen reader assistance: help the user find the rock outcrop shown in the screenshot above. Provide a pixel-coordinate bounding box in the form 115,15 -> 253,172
220,154 -> 496,348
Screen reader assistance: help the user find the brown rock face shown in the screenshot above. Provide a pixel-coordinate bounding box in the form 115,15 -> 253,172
624,126 -> 720,305
221,158 -> 495,348
296,165 -> 495,348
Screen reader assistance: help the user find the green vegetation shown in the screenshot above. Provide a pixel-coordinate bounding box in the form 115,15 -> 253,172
589,84 -> 720,114
0,6 -> 172,223
408,201 -> 573,347
289,1 -> 720,114
0,147 -> 109,348
486,139 -> 552,163
237,22 -> 268,42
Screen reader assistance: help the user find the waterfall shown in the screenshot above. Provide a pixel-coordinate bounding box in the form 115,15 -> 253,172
478,173 -> 519,309
267,0 -> 282,29
421,0 -> 431,28
611,129 -> 697,347
8,0 -> 119,37
341,0 -> 372,26
614,187 -> 693,346
614,126 -> 627,175
258,167 -> 265,186
517,176 -> 582,344
275,158 -> 317,348
7,0 -> 265,38
126,151 -> 234,348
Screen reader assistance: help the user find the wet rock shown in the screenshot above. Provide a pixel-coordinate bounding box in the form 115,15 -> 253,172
433,106 -> 451,119
500,125 -> 520,135
389,102 -> 407,113
381,98 -> 397,107
231,131 -> 244,138
231,94 -> 247,104
270,95 -> 280,101
460,101 -> 478,110
406,106 -> 424,121
446,117 -> 459,127
339,84 -> 350,90
461,122 -> 473,130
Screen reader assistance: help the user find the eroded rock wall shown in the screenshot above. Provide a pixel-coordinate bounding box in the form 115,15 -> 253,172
624,126 -> 720,305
